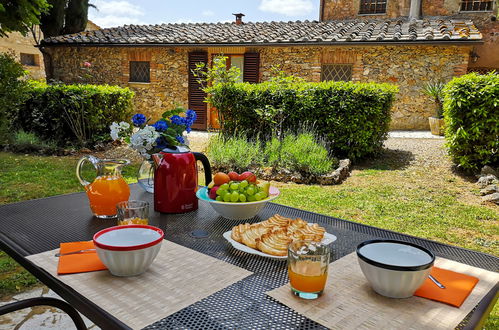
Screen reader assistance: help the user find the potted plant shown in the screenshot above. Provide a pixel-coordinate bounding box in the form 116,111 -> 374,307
423,81 -> 445,136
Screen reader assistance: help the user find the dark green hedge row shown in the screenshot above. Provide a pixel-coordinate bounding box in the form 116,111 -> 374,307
15,81 -> 134,146
443,72 -> 498,171
208,81 -> 398,160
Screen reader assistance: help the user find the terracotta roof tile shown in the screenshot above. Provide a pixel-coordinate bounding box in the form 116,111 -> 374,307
41,19 -> 482,46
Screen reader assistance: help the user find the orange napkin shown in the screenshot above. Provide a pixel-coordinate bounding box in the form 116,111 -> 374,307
414,267 -> 479,307
57,241 -> 107,275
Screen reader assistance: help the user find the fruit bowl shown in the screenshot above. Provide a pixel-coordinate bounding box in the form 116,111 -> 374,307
196,186 -> 280,220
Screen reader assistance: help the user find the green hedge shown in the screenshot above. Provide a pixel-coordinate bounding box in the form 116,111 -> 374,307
443,72 -> 498,171
208,81 -> 398,160
15,81 -> 134,146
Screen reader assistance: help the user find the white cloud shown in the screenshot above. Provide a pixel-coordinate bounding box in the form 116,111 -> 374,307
202,10 -> 215,17
90,0 -> 145,27
259,0 -> 314,16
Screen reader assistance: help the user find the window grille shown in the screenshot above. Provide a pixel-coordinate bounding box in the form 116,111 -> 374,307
129,61 -> 150,83
359,0 -> 387,14
321,64 -> 353,82
460,0 -> 493,11
20,53 -> 36,66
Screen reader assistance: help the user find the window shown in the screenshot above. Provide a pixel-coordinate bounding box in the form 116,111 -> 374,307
359,0 -> 387,14
20,53 -> 37,66
129,61 -> 150,83
460,0 -> 493,11
321,64 -> 353,82
213,55 -> 244,83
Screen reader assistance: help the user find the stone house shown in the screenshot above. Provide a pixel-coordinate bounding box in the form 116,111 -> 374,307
40,0 -> 496,130
0,21 -> 101,80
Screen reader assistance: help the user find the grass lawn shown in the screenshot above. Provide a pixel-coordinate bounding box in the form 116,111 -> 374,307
0,144 -> 497,327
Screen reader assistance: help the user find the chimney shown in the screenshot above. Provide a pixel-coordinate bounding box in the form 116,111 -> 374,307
409,0 -> 422,20
233,13 -> 245,25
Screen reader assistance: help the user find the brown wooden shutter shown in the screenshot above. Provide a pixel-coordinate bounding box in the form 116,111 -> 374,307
243,52 -> 260,83
188,52 -> 208,130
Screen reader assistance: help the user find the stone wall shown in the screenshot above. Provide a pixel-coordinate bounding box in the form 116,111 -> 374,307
47,43 -> 470,130
258,45 -> 470,130
0,28 -> 45,80
46,46 -> 189,119
320,0 -> 498,70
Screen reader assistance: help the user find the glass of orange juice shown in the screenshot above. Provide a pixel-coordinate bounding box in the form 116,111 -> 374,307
116,200 -> 149,225
288,240 -> 330,299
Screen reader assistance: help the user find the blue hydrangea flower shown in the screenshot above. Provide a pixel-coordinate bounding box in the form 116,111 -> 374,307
185,126 -> 192,133
155,137 -> 168,150
170,115 -> 185,126
153,120 -> 168,132
175,135 -> 185,144
132,113 -> 147,127
186,109 -> 197,121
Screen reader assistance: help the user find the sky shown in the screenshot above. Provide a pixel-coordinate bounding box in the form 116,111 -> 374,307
89,0 -> 321,28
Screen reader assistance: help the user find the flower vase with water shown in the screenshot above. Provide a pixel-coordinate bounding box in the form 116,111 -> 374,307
76,156 -> 131,219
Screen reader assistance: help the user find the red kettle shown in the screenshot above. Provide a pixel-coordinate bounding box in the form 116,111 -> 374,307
152,146 -> 211,213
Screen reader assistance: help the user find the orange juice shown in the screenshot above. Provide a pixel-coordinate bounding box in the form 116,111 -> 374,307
288,261 -> 328,293
85,175 -> 130,217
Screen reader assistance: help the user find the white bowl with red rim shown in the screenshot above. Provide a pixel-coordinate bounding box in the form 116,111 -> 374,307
93,225 -> 164,277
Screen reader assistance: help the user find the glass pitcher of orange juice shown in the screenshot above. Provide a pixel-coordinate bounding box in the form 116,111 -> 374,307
76,156 -> 130,219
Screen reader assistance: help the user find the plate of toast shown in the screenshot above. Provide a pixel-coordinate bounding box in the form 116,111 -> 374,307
223,214 -> 337,259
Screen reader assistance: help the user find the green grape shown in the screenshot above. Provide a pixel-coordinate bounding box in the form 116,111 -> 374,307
246,186 -> 255,196
223,193 -> 231,202
239,194 -> 247,202
239,180 -> 249,189
254,192 -> 265,201
260,190 -> 268,198
216,188 -> 226,196
247,195 -> 256,202
219,183 -> 229,191
216,196 -> 223,201
230,182 -> 239,191
230,191 -> 239,202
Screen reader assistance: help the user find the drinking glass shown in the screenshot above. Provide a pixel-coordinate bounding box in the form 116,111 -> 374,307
288,240 -> 330,299
116,200 -> 149,225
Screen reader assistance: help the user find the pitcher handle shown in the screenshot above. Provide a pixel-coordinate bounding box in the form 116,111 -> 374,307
76,156 -> 96,187
193,152 -> 212,186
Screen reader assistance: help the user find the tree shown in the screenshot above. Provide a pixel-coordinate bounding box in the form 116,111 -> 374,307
39,0 -> 91,39
0,0 -> 49,37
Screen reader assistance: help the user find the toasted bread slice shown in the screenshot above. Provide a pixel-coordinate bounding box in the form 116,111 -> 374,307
241,224 -> 270,249
231,223 -> 251,243
256,229 -> 293,256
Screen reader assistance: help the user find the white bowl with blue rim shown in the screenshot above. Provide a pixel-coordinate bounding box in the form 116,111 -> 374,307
196,186 -> 280,220
356,239 -> 435,298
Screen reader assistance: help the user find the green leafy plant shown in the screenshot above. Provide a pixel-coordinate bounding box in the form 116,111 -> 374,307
0,0 -> 49,37
206,135 -> 261,173
280,133 -> 334,175
208,79 -> 398,160
0,53 -> 29,144
15,81 -> 134,147
422,81 -> 445,118
443,72 -> 498,171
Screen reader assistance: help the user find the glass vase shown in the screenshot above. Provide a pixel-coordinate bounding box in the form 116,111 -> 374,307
137,159 -> 155,193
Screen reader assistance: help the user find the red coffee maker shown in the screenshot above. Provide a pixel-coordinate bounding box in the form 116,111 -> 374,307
152,146 -> 211,213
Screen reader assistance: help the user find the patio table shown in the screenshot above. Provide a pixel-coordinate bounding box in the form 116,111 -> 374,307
0,184 -> 497,329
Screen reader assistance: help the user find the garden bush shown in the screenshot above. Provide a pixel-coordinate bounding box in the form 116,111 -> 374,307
207,80 -> 398,160
14,81 -> 134,147
0,54 -> 29,144
207,135 -> 261,172
443,72 -> 498,171
208,133 -> 335,177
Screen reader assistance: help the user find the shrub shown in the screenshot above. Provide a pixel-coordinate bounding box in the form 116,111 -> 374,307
207,135 -> 261,172
8,130 -> 59,154
443,72 -> 498,171
280,133 -> 334,175
0,54 -> 29,144
209,133 -> 335,176
15,81 -> 134,147
207,80 -> 398,160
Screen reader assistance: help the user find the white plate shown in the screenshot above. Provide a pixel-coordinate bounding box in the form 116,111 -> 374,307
223,226 -> 337,260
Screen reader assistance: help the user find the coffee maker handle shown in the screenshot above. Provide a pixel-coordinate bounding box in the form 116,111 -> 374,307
193,152 -> 212,186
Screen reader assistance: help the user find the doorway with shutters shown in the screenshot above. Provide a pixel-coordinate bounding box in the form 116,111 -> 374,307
188,50 -> 260,130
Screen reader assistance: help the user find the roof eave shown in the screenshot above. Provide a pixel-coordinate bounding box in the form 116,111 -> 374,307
38,40 -> 484,48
